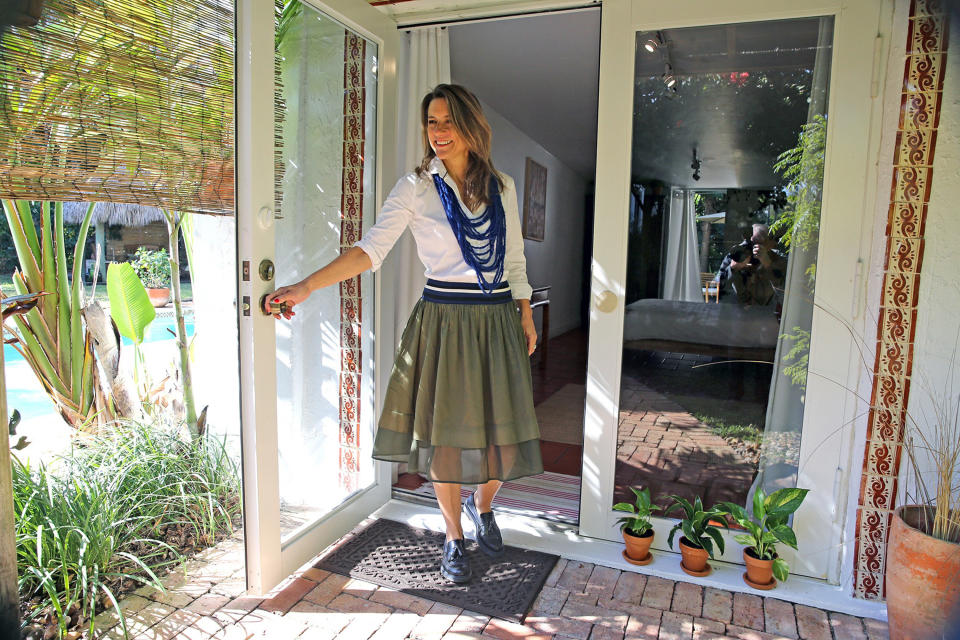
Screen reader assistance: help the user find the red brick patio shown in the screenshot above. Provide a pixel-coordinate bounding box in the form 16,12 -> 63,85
96,524 -> 888,640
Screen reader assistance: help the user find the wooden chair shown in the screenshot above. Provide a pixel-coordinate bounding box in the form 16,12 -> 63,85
701,272 -> 719,303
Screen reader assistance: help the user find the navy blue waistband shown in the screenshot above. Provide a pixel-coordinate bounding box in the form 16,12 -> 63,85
422,279 -> 513,305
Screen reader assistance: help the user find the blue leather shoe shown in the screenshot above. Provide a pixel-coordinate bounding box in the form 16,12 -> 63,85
440,538 -> 472,583
464,492 -> 505,557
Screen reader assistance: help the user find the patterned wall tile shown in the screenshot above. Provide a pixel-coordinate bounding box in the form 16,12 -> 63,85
893,128 -> 938,166
899,90 -> 943,129
866,406 -> 907,445
875,307 -> 918,346
855,1 -> 948,601
880,270 -> 920,310
337,32 -> 367,489
908,14 -> 949,54
891,166 -> 933,203
866,441 -> 903,478
910,0 -> 946,19
884,236 -> 925,274
903,53 -> 946,92
886,201 -> 927,238
870,372 -> 911,422
862,473 -> 898,511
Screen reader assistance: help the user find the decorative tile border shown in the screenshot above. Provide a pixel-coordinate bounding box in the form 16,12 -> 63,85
338,33 -> 367,495
853,0 -> 949,601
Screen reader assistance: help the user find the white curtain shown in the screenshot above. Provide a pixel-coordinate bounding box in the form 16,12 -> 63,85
662,188 -> 702,302
754,16 -> 833,495
386,27 -> 450,331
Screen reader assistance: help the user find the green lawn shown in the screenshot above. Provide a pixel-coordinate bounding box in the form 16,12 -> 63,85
1,275 -> 192,301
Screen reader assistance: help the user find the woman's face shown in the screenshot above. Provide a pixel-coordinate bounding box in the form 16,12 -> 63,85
427,98 -> 469,165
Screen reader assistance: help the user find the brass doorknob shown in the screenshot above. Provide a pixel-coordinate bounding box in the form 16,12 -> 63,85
595,290 -> 618,313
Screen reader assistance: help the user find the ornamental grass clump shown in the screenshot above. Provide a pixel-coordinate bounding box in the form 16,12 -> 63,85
14,419 -> 240,639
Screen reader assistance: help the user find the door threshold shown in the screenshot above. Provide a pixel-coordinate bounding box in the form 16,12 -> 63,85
374,499 -> 887,622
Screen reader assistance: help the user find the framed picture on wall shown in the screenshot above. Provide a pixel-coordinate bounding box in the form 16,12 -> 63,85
522,157 -> 547,241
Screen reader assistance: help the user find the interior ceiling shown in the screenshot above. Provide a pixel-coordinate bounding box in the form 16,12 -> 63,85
449,13 -> 828,189
449,10 -> 601,180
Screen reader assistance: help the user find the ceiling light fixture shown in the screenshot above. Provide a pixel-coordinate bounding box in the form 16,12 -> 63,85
643,32 -> 663,53
662,63 -> 676,88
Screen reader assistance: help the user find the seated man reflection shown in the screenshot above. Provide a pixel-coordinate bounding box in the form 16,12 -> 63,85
718,223 -> 786,307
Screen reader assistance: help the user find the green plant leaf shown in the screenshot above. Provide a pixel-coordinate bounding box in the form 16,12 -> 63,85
773,557 -> 790,582
613,503 -> 636,513
107,262 -> 155,344
770,525 -> 798,550
667,523 -> 681,549
719,502 -> 748,525
666,495 -> 693,517
705,526 -> 725,556
752,488 -> 766,520
700,535 -> 714,558
764,488 -> 809,517
734,534 -> 756,547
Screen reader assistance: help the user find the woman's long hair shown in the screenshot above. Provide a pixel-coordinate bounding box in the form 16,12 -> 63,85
415,84 -> 504,210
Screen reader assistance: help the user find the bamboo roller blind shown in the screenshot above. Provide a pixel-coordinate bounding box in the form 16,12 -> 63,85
0,0 -> 245,216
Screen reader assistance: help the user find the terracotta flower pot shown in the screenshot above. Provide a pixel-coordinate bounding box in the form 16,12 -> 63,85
678,537 -> 710,576
887,505 -> 960,640
743,548 -> 776,590
622,529 -> 654,564
147,287 -> 171,307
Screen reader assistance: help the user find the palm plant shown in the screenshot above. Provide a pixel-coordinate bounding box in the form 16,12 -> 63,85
1,200 -> 113,429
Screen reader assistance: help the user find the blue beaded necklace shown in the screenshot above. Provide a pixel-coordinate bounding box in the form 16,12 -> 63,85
433,173 -> 506,294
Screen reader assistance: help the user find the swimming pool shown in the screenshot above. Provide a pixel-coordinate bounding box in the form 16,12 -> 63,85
3,315 -> 195,420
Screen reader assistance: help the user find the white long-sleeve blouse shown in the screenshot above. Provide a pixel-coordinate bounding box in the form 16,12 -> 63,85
354,157 -> 533,301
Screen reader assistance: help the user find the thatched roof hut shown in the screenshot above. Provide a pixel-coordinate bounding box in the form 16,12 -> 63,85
62,202 -> 172,227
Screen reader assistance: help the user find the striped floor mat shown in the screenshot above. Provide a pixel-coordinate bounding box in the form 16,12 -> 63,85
398,471 -> 581,525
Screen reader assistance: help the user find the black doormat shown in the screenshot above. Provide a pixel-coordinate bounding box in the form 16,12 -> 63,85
315,518 -> 558,624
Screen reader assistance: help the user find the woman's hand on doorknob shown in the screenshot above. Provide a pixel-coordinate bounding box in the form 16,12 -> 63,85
263,282 -> 309,320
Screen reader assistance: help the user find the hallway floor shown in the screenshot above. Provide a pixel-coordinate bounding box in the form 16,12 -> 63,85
96,524 -> 889,640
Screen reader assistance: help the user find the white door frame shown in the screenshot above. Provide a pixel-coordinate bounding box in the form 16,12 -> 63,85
236,0 -> 400,595
581,0 -> 881,583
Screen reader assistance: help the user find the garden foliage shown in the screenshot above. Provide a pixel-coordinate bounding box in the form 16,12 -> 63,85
14,420 -> 240,638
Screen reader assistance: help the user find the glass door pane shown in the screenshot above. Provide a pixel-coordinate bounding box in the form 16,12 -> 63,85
274,1 -> 379,543
614,15 -> 833,544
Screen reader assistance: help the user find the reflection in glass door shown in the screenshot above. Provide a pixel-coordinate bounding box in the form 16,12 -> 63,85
274,2 -> 380,542
614,17 -> 834,518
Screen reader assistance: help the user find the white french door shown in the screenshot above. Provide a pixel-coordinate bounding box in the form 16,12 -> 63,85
236,0 -> 399,594
581,0 -> 880,583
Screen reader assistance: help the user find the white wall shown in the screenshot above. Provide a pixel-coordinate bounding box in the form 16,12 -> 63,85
480,100 -> 590,337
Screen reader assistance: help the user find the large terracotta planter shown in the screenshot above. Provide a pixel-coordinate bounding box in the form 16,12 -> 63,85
147,287 -> 170,307
678,537 -> 710,576
887,505 -> 960,640
622,529 -> 654,565
743,548 -> 776,590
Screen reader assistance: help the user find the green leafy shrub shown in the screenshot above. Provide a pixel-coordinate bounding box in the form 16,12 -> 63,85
14,420 -> 240,638
129,247 -> 171,289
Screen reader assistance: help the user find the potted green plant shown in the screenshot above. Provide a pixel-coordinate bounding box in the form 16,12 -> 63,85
130,247 -> 172,307
613,487 -> 660,565
665,495 -> 727,576
719,487 -> 809,590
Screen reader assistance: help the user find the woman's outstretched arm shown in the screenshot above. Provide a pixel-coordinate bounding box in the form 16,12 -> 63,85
262,246 -> 373,319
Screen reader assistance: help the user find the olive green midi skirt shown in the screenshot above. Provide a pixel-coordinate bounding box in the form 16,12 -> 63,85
372,297 -> 543,484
